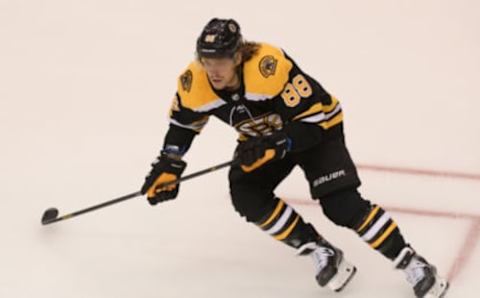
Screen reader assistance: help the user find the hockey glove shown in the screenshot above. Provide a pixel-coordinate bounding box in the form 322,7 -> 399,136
236,131 -> 291,172
141,153 -> 187,205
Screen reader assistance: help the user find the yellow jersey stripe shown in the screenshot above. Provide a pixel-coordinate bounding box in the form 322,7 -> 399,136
319,112 -> 343,129
292,103 -> 324,121
324,96 -> 339,113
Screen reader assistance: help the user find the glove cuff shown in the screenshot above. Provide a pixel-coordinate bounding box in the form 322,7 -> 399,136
159,154 -> 187,175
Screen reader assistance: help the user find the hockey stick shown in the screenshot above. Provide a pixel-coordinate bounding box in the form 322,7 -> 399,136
41,159 -> 236,225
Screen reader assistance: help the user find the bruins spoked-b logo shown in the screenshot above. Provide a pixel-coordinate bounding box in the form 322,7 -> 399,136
180,69 -> 193,92
235,113 -> 283,137
259,55 -> 278,78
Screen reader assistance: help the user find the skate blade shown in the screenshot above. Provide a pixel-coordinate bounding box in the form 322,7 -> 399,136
327,260 -> 357,292
424,277 -> 449,298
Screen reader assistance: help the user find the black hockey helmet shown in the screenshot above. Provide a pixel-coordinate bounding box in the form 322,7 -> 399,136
196,18 -> 242,59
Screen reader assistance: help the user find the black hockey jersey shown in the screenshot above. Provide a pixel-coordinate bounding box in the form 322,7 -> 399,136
163,43 -> 343,155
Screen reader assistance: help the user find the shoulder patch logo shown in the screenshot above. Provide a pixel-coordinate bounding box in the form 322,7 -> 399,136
259,55 -> 278,78
180,70 -> 193,92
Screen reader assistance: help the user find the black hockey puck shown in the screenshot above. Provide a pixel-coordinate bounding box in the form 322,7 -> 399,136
41,207 -> 59,225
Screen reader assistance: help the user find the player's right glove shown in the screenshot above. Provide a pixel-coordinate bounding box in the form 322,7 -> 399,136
236,130 -> 291,172
141,153 -> 187,205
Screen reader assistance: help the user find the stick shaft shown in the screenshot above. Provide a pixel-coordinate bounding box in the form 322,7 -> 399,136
42,160 -> 235,225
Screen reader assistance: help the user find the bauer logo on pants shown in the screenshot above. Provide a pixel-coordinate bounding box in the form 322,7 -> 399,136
313,170 -> 346,187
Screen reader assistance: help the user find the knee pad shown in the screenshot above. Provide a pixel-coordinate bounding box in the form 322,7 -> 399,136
319,189 -> 371,229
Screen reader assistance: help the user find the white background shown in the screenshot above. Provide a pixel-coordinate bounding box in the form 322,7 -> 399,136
1,1 -> 479,297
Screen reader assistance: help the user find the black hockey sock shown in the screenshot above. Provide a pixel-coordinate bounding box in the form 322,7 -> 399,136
355,204 -> 406,260
255,197 -> 319,249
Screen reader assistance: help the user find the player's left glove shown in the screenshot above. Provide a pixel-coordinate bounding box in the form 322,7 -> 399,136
236,130 -> 292,172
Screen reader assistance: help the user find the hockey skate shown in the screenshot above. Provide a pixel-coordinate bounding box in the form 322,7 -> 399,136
297,239 -> 357,292
394,246 -> 449,298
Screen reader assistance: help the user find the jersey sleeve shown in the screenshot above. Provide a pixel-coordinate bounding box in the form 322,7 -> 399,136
162,92 -> 209,156
169,92 -> 209,133
273,53 -> 344,152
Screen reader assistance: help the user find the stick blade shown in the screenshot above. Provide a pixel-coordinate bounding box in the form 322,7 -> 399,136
41,208 -> 59,225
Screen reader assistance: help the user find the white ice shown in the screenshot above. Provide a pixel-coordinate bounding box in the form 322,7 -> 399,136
1,1 -> 479,297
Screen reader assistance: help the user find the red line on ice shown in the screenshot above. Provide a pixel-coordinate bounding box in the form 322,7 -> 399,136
357,163 -> 480,182
383,206 -> 479,220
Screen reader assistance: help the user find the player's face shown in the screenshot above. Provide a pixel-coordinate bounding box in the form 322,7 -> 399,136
201,54 -> 241,90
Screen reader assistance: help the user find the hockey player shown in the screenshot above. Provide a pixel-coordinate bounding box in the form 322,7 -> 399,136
141,18 -> 449,297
